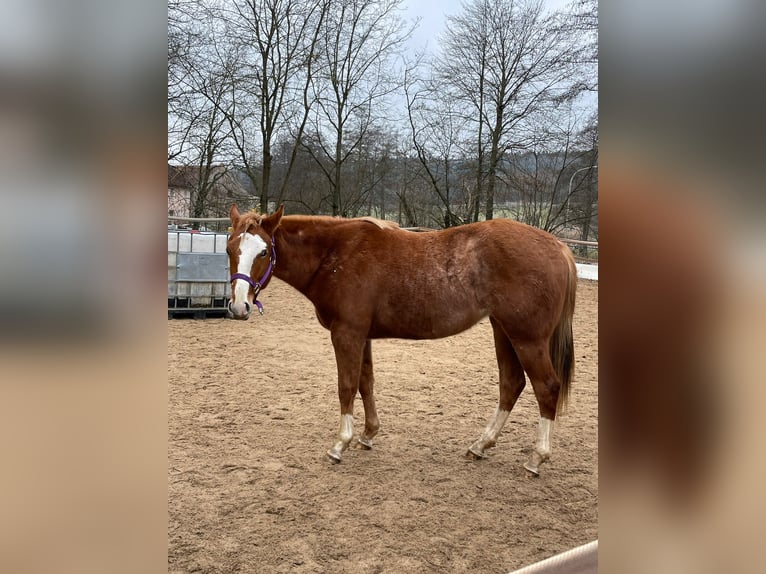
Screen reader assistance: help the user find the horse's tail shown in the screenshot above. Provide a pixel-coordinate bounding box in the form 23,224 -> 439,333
551,243 -> 578,413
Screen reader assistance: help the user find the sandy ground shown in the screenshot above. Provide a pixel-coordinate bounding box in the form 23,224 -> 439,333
168,279 -> 598,574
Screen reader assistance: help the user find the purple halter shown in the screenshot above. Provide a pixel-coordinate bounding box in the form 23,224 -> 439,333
230,239 -> 276,315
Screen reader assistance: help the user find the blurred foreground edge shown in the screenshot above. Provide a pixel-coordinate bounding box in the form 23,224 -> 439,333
509,541 -> 598,574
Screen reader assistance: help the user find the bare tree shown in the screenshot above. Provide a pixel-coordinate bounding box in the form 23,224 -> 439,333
503,107 -> 597,238
567,111 -> 598,247
305,0 -> 412,216
564,0 -> 597,91
437,0 -> 586,221
168,4 -> 240,226
214,0 -> 329,212
431,1 -> 491,223
404,62 -> 469,227
393,152 -> 444,228
168,0 -> 206,162
167,0 -> 597,234
337,125 -> 394,217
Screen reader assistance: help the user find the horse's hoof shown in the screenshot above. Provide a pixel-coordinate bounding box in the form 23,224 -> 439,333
524,452 -> 547,476
326,450 -> 342,464
466,446 -> 487,460
523,462 -> 540,476
356,437 -> 373,450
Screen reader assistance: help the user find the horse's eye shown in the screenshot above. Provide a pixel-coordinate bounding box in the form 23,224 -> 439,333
260,249 -> 268,257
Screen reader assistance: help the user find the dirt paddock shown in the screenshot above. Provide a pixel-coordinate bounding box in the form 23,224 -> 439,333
169,279 -> 598,573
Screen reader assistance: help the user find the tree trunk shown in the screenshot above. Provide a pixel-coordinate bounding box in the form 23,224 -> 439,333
333,123 -> 342,216
485,136 -> 500,221
261,139 -> 271,213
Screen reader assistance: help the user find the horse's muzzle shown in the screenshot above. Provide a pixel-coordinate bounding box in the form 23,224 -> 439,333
228,300 -> 251,320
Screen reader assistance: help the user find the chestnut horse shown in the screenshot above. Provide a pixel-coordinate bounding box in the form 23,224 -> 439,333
226,204 -> 577,474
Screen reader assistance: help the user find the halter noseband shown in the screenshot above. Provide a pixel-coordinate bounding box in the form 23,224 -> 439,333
230,239 -> 276,315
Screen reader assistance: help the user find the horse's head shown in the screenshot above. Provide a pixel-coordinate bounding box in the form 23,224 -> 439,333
227,203 -> 284,320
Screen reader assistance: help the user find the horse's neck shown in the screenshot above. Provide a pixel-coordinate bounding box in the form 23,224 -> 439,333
273,218 -> 332,293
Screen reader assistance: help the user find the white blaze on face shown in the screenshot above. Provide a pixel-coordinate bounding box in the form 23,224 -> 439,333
233,232 -> 268,304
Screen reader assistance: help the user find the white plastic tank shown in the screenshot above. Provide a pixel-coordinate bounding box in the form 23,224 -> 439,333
168,230 -> 230,314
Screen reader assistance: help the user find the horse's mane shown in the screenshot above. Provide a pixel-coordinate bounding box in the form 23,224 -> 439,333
354,216 -> 399,230
281,214 -> 398,231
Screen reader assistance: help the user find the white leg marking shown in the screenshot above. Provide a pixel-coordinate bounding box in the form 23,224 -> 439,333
480,407 -> 510,444
327,414 -> 354,462
535,416 -> 553,458
468,407 -> 511,457
525,416 -> 554,475
338,413 -> 354,444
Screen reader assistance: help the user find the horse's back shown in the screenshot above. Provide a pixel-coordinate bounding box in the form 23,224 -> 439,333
333,219 -> 571,340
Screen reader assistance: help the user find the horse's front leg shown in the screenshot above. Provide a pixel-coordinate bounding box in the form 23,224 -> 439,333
356,339 -> 380,449
326,326 -> 366,463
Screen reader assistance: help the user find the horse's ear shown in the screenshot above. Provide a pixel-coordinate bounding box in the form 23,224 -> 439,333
261,204 -> 284,236
229,203 -> 241,222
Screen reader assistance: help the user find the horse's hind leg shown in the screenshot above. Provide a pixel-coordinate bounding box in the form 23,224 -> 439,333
356,339 -> 380,449
512,340 -> 561,475
467,318 -> 526,459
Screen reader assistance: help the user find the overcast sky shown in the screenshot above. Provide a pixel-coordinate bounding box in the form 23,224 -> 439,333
400,0 -> 573,54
